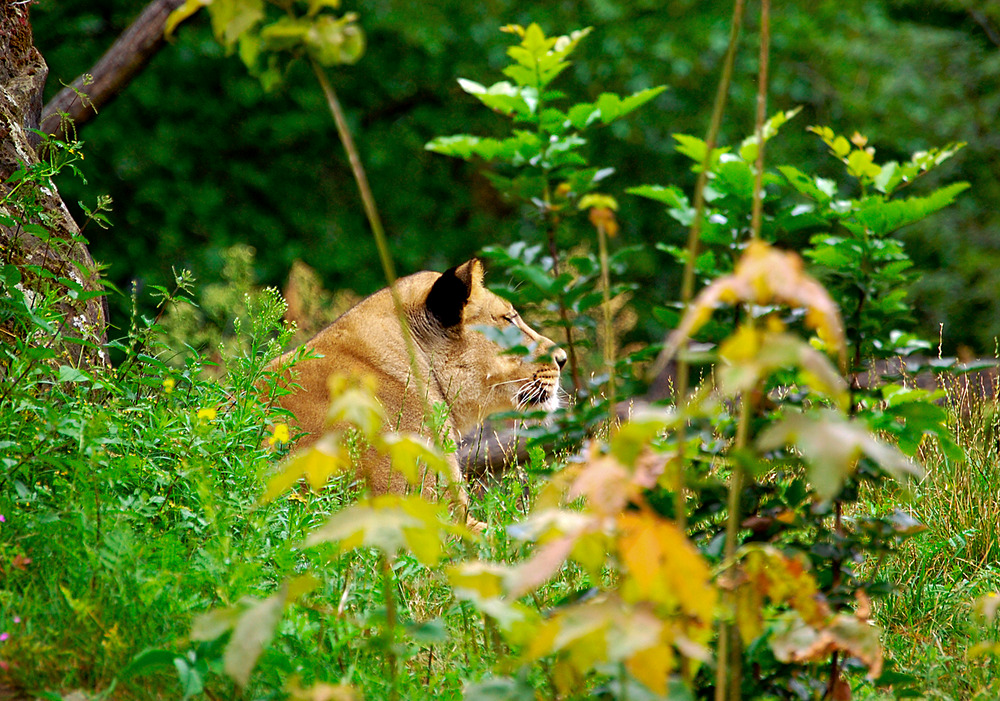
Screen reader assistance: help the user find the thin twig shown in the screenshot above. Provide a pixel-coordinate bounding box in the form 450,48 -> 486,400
750,0 -> 771,242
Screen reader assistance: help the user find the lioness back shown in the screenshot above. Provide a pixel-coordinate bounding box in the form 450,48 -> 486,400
263,259 -> 566,498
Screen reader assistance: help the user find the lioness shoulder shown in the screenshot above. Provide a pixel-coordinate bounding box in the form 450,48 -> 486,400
263,259 -> 566,504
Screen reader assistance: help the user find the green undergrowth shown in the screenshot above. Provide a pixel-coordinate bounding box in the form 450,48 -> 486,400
859,373 -> 1000,699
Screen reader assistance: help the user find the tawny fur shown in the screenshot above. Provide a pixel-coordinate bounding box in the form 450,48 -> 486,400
262,260 -> 565,517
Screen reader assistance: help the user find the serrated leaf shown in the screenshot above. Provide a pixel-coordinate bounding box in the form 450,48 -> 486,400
853,182 -> 970,236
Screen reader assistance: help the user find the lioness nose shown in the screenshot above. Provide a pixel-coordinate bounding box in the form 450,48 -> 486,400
552,347 -> 568,370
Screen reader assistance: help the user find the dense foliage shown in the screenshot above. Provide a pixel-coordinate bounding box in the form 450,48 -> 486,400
30,0 -> 1000,353
6,11 -> 1000,699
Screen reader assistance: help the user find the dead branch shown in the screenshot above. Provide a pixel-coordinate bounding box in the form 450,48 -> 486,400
40,0 -> 185,141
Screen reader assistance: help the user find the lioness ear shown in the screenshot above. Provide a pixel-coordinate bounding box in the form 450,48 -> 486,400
425,259 -> 483,328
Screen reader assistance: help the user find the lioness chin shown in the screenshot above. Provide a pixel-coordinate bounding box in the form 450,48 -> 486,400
263,259 -> 566,526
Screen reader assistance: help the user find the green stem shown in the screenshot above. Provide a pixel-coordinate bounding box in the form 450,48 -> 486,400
381,555 -> 399,701
312,59 -> 450,480
715,385 -> 753,701
750,0 -> 771,242
597,220 -> 616,415
661,0 -> 747,549
545,214 -> 583,393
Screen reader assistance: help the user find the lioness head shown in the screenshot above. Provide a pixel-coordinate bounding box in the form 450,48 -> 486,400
416,259 -> 567,433
266,258 -> 565,449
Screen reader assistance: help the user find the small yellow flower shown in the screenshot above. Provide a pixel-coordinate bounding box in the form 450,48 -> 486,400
197,408 -> 217,422
163,378 -> 175,394
268,423 -> 290,446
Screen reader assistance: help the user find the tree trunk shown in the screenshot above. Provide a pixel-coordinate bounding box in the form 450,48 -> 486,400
0,2 -> 107,367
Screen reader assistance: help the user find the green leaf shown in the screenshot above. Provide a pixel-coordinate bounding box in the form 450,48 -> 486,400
778,166 -> 837,202
458,79 -> 535,116
673,133 -> 728,169
464,677 -> 537,701
57,365 -> 90,383
715,159 -> 754,200
121,649 -> 183,680
566,102 -> 601,130
305,14 -> 365,66
592,86 -> 666,125
209,0 -> 265,51
853,182 -> 970,236
425,134 -> 483,160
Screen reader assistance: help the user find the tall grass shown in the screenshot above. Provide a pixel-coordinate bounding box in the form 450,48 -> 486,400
866,370 -> 1000,698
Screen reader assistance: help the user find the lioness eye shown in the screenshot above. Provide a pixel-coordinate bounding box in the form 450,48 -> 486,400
504,313 -> 518,324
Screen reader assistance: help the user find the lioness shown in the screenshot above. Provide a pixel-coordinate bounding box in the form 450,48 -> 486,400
264,259 -> 566,517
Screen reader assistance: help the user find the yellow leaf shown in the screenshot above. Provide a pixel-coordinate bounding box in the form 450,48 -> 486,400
326,374 -> 385,438
165,0 -> 210,39
263,433 -> 351,501
376,432 -> 449,486
305,495 -> 452,565
626,641 -> 674,696
447,562 -> 506,600
617,513 -> 716,624
663,241 -> 847,371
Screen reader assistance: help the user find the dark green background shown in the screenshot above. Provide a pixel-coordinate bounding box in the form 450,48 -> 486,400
32,0 -> 1000,352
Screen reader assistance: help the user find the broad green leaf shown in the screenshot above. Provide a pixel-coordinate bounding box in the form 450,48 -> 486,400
715,159 -> 754,200
673,133 -> 729,169
425,134 -> 482,160
566,102 -> 600,129
778,166 -> 836,202
593,86 -> 666,125
57,365 -> 89,383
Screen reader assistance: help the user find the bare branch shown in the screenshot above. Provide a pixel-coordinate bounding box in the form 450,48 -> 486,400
40,0 -> 185,141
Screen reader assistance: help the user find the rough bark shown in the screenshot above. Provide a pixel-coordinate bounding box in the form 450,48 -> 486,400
40,0 -> 185,141
0,2 -> 107,367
